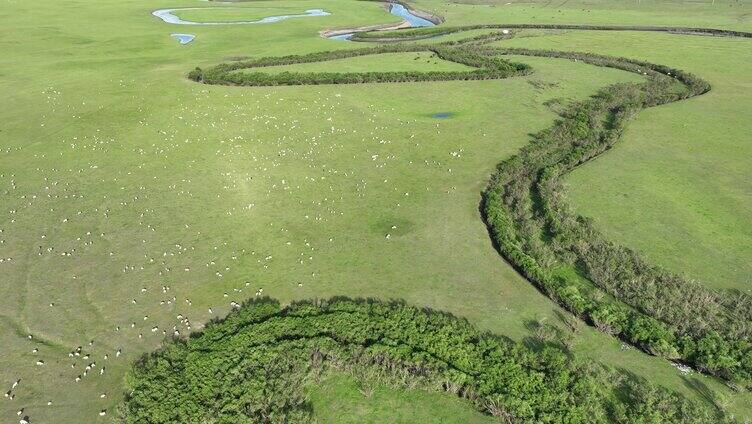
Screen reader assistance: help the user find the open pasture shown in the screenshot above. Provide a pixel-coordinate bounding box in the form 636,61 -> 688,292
231,51 -> 474,74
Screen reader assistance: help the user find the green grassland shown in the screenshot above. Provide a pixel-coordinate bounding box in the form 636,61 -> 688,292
309,373 -> 497,423
231,51 -> 473,74
1,0 -> 751,422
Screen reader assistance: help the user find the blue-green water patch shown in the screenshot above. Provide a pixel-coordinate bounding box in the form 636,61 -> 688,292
389,3 -> 434,28
326,3 -> 436,41
171,33 -> 196,44
153,8 -> 330,25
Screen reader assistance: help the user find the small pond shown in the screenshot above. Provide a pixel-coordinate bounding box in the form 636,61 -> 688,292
171,33 -> 196,44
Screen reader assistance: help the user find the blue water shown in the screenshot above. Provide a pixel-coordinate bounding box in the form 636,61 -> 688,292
329,2 -> 436,41
153,3 -> 435,42
153,8 -> 330,25
389,3 -> 434,28
329,33 -> 354,41
171,34 -> 196,44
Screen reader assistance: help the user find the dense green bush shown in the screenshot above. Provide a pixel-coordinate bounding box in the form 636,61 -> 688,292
122,298 -> 728,423
481,47 -> 752,386
188,45 -> 530,86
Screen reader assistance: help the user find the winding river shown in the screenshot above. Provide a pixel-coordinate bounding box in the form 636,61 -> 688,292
152,8 -> 331,26
328,3 -> 436,40
389,3 -> 434,28
153,2 -> 437,43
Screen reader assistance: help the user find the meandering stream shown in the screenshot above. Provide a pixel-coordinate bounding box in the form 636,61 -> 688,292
389,3 -> 434,28
152,7 -> 330,26
328,3 -> 436,40
153,2 -> 437,43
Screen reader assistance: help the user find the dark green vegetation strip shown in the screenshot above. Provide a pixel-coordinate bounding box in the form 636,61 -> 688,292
122,298 -> 728,423
480,46 -> 752,389
350,23 -> 752,42
187,44 -> 530,86
351,24 -> 484,41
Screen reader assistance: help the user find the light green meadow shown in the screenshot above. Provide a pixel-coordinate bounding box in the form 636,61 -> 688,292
234,51 -> 473,74
308,372 -> 498,423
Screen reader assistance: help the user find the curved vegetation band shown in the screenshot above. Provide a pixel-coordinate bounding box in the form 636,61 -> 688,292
187,44 -> 530,86
481,44 -> 752,389
123,298 -> 727,423
124,16 -> 752,423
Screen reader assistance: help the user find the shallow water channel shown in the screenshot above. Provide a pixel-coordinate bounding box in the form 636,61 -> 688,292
329,3 -> 436,41
153,2 -> 437,43
152,8 -> 330,26
389,3 -> 434,28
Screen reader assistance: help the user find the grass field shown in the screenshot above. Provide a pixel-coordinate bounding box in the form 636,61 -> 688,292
232,51 -> 473,74
1,0 -> 751,422
311,375 -> 495,423
309,373 -> 497,423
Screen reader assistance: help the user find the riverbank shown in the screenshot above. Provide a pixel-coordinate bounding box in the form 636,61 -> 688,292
320,1 -> 442,40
